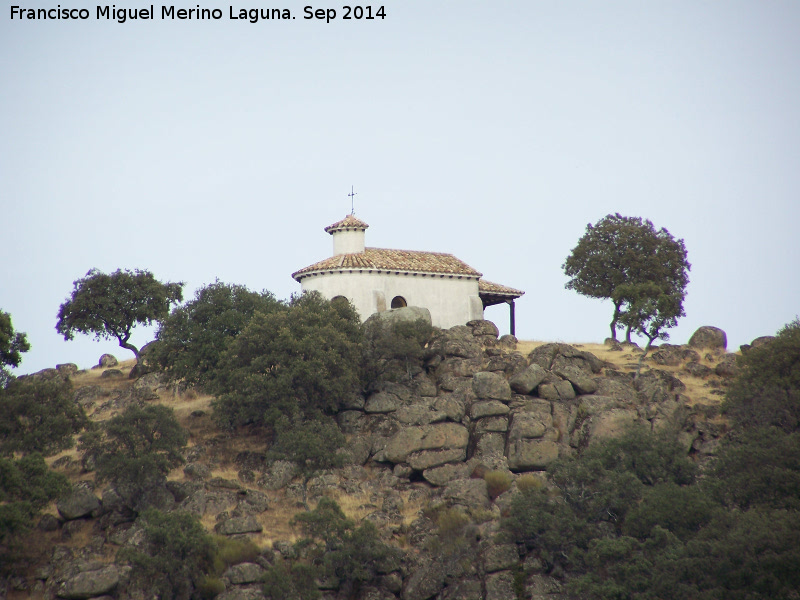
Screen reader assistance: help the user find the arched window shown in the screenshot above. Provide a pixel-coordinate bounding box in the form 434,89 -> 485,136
331,295 -> 348,304
391,296 -> 407,309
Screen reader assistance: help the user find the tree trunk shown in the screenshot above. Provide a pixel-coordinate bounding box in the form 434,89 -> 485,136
118,339 -> 141,363
634,336 -> 657,380
625,324 -> 633,343
609,302 -> 623,341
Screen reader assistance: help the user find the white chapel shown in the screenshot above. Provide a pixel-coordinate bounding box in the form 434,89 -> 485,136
292,215 -> 524,334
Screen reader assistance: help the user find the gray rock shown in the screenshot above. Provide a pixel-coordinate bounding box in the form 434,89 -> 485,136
507,412 -> 548,440
470,400 -> 511,419
100,369 -> 123,379
216,515 -> 263,535
365,305 -> 432,330
402,560 -> 446,600
688,326 -> 727,350
588,409 -> 643,443
442,478 -> 490,509
56,363 -> 79,376
98,354 -> 118,368
751,335 -> 775,348
407,447 -> 467,471
259,460 -> 298,490
395,403 -> 448,426
474,416 -> 509,433
467,319 -> 500,338
499,334 -> 518,349
57,565 -> 119,599
509,364 -> 547,395
57,488 -> 101,521
552,365 -> 598,395
483,544 -> 519,573
422,462 -> 471,486
507,440 -> 559,471
439,578 -> 484,600
384,423 -> 469,464
224,562 -> 266,584
365,391 -> 401,413
485,570 -> 517,600
473,371 -> 512,401
216,588 -> 266,600
433,395 -> 466,422
473,432 -> 507,461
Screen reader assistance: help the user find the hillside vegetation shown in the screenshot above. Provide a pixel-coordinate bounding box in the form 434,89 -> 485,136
1,305 -> 798,600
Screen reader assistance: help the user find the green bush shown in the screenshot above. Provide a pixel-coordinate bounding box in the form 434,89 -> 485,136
80,404 -> 187,510
152,281 -> 285,392
484,470 -> 513,500
0,377 -> 87,456
723,318 -> 800,433
120,509 -> 216,600
212,292 -> 362,429
0,454 -> 70,572
362,317 -> 434,384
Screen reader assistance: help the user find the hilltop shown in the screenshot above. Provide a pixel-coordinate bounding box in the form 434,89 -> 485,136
3,313 -> 797,600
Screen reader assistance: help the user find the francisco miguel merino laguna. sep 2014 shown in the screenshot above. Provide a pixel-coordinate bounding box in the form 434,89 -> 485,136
10,5 -> 386,23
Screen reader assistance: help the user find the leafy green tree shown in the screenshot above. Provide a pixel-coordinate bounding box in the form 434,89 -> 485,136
613,281 -> 685,376
56,268 -> 184,363
0,454 -> 70,573
0,310 -> 30,387
212,292 -> 362,429
723,318 -> 800,433
290,497 -> 399,596
263,561 -> 320,600
0,377 -> 87,456
267,414 -> 345,507
152,281 -> 284,391
80,404 -> 187,510
710,427 -> 800,511
120,509 -> 216,600
362,316 -> 434,385
562,214 -> 690,341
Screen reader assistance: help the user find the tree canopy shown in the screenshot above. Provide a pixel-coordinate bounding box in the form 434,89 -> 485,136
80,404 -> 187,510
151,281 -> 284,392
211,291 -> 362,429
0,310 -> 30,387
562,214 -> 690,341
56,268 -> 184,363
0,377 -> 87,457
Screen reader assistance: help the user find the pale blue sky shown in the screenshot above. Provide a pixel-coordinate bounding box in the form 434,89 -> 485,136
2,1 -> 799,373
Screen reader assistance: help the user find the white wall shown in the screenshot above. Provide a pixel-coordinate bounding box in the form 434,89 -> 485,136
300,270 -> 484,328
332,230 -> 365,255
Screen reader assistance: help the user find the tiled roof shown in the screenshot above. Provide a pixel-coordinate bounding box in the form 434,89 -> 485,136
324,215 -> 370,233
293,247 -> 483,280
478,279 -> 525,297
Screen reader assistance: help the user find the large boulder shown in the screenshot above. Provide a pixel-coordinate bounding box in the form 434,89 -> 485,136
507,440 -> 559,471
509,364 -> 547,395
552,365 -> 598,395
57,565 -> 120,599
688,326 -> 727,351
365,306 -> 432,331
472,372 -> 512,401
57,488 -> 101,521
98,354 -> 118,368
384,423 -> 469,464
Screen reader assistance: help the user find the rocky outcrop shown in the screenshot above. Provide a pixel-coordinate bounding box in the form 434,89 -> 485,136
688,326 -> 727,351
57,565 -> 120,599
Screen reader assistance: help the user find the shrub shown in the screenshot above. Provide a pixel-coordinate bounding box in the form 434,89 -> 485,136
120,509 -> 215,600
484,470 -> 513,500
80,404 -> 187,510
152,281 -> 285,392
723,318 -> 800,433
212,292 -> 362,429
516,473 -> 544,493
362,317 -> 434,384
0,377 -> 87,456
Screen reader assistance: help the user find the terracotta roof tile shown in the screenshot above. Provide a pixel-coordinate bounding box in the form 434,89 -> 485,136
324,215 -> 370,233
478,279 -> 525,297
293,247 -> 482,280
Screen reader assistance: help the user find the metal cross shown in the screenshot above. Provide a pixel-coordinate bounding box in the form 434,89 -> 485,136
348,186 -> 357,215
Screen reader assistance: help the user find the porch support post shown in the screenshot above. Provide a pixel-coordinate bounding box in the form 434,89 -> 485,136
507,299 -> 516,336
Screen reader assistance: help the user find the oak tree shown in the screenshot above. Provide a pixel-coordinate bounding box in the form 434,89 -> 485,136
56,269 -> 183,363
0,310 -> 30,387
562,214 -> 690,341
